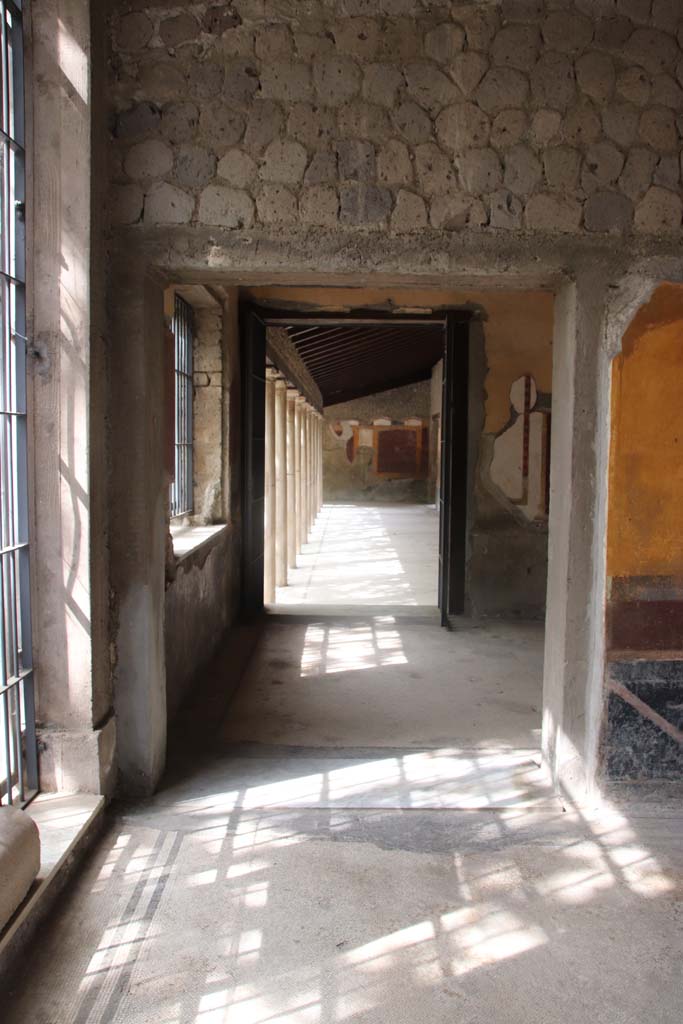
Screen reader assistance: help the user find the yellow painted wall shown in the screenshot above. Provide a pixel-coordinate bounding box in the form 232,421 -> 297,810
244,286 -> 554,434
607,283 -> 683,578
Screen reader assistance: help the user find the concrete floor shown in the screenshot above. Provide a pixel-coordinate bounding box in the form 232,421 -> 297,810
4,616 -> 683,1022
274,504 -> 439,607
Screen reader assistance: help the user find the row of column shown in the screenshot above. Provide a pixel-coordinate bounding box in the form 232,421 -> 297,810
264,371 -> 323,604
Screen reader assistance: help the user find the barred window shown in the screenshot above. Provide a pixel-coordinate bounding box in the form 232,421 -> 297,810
0,0 -> 38,806
170,294 -> 194,518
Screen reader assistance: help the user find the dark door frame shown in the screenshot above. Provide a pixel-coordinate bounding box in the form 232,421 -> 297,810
239,304 -> 472,623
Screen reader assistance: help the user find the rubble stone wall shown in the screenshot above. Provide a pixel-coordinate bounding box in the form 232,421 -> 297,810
110,0 -> 683,238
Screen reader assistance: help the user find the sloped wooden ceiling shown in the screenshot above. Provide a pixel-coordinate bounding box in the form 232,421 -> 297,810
284,321 -> 444,406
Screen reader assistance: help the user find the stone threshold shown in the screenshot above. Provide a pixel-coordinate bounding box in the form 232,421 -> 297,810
0,793 -> 105,986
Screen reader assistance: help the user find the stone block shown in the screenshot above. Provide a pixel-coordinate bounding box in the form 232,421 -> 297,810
137,62 -> 186,104
503,144 -> 541,195
175,145 -> 216,189
618,147 -> 657,201
288,104 -> 336,150
634,185 -> 682,233
110,184 -> 144,226
256,184 -> 298,224
295,31 -> 334,63
542,11 -> 594,53
333,18 -> 380,59
490,188 -> 523,229
500,0 -> 545,22
377,140 -> 413,186
203,5 -> 242,35
124,140 -> 174,181
529,109 -> 561,146
394,102 -> 433,145
116,12 -> 153,52
304,152 -> 338,185
458,147 -> 502,193
617,67 -> 651,107
639,107 -> 678,152
259,140 -> 308,185
653,153 -> 680,189
584,190 -> 633,233
198,185 -> 255,228
186,61 -> 225,101
595,16 -> 634,51
430,193 -> 487,230
454,5 -> 500,50
436,103 -> 490,153
244,101 -> 284,153
0,807 -> 40,932
116,103 -> 160,140
450,53 -> 489,97
562,104 -> 602,145
602,102 -> 639,147
476,67 -> 529,114
491,110 -> 527,149
217,149 -> 258,189
220,26 -> 256,58
145,182 -> 195,225
424,23 -> 466,64
260,61 -> 313,104
255,25 -> 294,62
313,57 -> 362,107
491,25 -> 540,72
414,143 -> 458,195
362,64 -> 404,108
651,74 -> 683,108
524,193 -> 582,232
544,146 -> 581,191
404,63 -> 460,116
338,103 -> 392,141
391,190 -> 428,232
224,60 -> 260,110
530,53 -> 576,111
625,29 -> 680,76
300,186 -> 339,227
336,139 -> 376,182
339,183 -> 392,225
199,103 -> 245,147
576,51 -> 616,104
160,13 -> 199,48
617,0 -> 652,22
161,102 -> 200,145
379,18 -> 423,60
582,141 -> 625,192
651,0 -> 681,31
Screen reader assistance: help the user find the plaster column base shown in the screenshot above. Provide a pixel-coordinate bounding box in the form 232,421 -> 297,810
36,717 -> 117,796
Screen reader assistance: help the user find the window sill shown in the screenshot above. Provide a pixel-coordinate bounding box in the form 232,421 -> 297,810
170,523 -> 228,562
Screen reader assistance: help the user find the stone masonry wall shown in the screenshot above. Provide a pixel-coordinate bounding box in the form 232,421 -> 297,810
110,1 -> 683,238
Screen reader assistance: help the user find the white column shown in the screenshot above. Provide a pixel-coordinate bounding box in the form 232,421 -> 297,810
317,413 -> 323,514
296,396 -> 305,553
264,373 -> 276,604
305,405 -> 312,538
275,378 -> 287,589
286,388 -> 298,572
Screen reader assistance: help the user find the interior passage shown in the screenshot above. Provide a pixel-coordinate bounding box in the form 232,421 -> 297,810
274,504 -> 439,608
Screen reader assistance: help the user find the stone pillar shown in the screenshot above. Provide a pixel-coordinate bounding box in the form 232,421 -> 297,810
274,379 -> 287,589
286,389 -> 298,572
304,405 -> 312,540
264,373 -> 276,604
295,396 -> 305,554
316,414 -> 323,515
541,270 -> 613,803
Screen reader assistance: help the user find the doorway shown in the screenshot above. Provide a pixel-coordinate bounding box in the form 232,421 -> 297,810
241,305 -> 470,622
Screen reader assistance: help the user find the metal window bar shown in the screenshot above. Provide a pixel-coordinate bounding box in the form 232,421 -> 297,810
0,0 -> 37,808
169,294 -> 194,519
